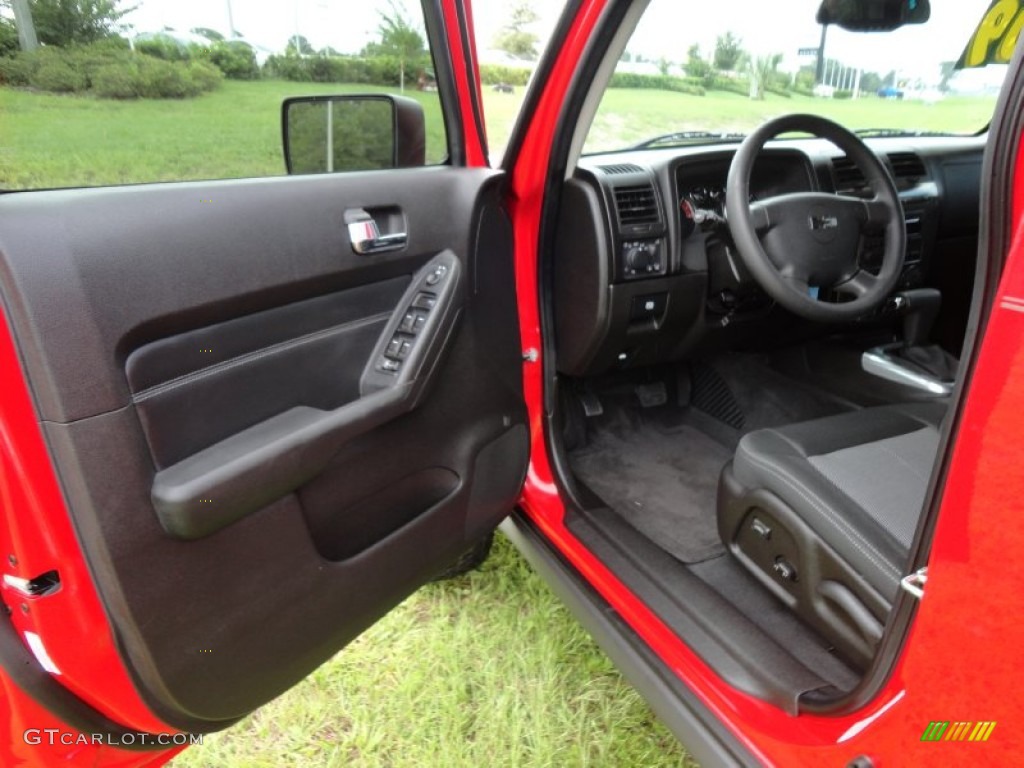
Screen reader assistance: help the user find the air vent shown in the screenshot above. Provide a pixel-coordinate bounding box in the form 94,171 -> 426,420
614,184 -> 660,226
597,163 -> 643,176
888,152 -> 926,180
831,156 -> 866,190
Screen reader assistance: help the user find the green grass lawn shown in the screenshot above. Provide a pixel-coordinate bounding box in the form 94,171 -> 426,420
168,534 -> 697,768
0,81 -> 449,188
584,89 -> 996,152
0,79 -> 996,189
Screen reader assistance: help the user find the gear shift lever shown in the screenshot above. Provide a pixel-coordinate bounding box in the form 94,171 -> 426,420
863,288 -> 957,394
891,288 -> 957,381
897,288 -> 941,348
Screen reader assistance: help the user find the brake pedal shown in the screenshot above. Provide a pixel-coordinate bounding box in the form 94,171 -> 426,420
635,382 -> 667,408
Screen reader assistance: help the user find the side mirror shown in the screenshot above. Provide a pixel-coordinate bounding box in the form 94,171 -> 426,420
816,0 -> 930,31
282,94 -> 426,174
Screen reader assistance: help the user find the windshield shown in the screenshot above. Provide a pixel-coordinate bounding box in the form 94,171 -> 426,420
583,0 -> 1006,154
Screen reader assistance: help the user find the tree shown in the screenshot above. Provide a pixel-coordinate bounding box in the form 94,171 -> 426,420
747,52 -> 782,100
0,15 -> 20,55
795,64 -> 816,92
190,27 -> 224,42
713,31 -> 743,71
20,0 -> 136,47
493,1 -> 538,60
859,71 -> 883,93
285,34 -> 315,56
684,43 -> 712,81
362,0 -> 426,91
939,60 -> 956,92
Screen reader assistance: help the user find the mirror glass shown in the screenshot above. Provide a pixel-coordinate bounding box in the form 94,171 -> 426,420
285,97 -> 395,174
817,0 -> 931,31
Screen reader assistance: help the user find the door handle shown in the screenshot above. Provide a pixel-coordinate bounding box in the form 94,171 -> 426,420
346,208 -> 407,255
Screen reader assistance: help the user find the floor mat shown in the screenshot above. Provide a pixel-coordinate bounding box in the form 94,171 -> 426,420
569,423 -> 731,563
686,355 -> 855,448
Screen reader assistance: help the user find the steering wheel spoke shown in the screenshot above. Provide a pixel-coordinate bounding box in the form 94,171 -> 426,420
749,200 -> 773,232
834,269 -> 880,299
860,197 -> 894,228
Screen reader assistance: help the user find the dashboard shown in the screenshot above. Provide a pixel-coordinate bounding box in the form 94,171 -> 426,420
552,136 -> 985,377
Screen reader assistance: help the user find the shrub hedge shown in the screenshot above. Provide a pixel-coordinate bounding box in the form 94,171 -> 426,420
0,43 -> 222,98
478,65 -> 531,86
609,72 -> 705,96
265,54 -> 408,86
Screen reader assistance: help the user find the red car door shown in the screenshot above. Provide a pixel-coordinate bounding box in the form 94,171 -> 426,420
0,2 -> 528,765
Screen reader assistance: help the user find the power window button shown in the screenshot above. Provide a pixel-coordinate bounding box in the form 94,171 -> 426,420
412,293 -> 437,310
398,312 -> 417,333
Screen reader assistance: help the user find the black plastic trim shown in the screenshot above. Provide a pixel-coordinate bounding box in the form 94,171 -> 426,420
536,1 -> 631,417
501,511 -> 755,768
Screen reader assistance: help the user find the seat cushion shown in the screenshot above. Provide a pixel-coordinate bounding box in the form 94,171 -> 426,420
731,402 -> 944,600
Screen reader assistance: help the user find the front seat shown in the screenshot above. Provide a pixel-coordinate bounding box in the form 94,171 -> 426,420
717,402 -> 945,668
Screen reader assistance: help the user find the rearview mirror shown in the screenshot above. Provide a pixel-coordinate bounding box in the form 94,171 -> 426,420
282,94 -> 426,174
816,0 -> 930,31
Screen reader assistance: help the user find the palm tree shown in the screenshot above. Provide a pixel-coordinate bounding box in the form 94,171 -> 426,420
747,53 -> 783,100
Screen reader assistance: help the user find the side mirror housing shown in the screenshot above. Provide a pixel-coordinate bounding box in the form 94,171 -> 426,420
282,94 -> 426,174
816,0 -> 930,31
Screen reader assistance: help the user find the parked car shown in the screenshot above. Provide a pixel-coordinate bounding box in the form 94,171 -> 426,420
1,0 -> 1022,765
876,85 -> 905,98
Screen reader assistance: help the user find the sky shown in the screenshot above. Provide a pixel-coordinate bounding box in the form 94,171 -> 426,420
122,0 -> 997,82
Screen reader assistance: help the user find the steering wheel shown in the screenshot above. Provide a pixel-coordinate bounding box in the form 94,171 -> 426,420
725,114 -> 905,322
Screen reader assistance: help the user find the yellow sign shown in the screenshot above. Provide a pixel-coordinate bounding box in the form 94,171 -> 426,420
960,0 -> 1024,68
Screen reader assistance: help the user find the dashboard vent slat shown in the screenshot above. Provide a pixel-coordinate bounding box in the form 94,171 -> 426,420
597,163 -> 643,175
888,152 -> 927,180
831,156 -> 866,190
614,184 -> 660,225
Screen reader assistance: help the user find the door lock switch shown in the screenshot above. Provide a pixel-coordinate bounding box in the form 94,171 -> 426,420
378,357 -> 401,373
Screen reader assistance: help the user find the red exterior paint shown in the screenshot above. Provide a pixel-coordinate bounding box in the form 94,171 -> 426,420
510,4 -> 1024,767
0,310 -> 183,766
441,0 -> 488,168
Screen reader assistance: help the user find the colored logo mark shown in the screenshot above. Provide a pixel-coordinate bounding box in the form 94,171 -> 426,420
921,721 -> 996,742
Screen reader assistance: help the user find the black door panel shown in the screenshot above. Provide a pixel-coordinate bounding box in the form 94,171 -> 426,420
0,168 -> 527,730
129,278 -> 406,470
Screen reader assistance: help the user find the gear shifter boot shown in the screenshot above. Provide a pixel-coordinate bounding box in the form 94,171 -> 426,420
894,344 -> 959,382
